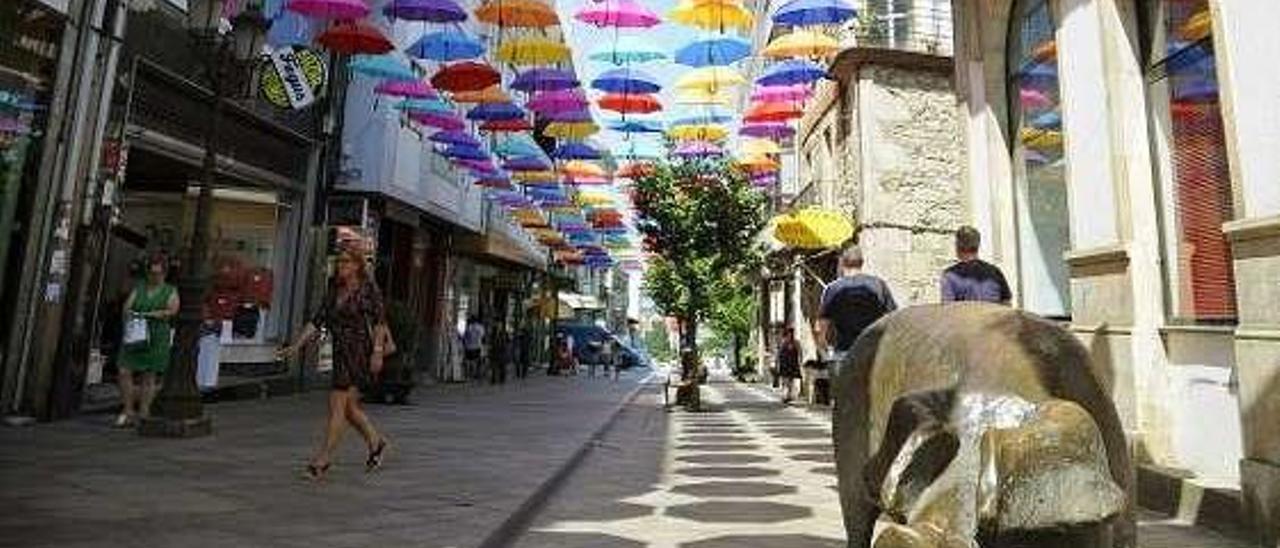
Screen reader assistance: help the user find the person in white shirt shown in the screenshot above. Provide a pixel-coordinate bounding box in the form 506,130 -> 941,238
463,317 -> 486,380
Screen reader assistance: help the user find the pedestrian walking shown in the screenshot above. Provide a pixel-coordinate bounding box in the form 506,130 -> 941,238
609,340 -> 622,380
552,334 -> 575,375
940,225 -> 1012,305
816,245 -> 897,369
279,243 -> 392,481
776,327 -> 801,403
114,252 -> 179,428
513,326 -> 531,379
490,325 -> 509,385
463,316 -> 486,380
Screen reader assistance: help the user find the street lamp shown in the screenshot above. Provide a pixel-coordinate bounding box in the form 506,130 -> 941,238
140,2 -> 269,438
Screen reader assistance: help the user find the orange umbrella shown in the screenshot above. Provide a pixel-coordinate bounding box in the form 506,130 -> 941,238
452,85 -> 511,104
475,0 -> 559,27
743,101 -> 803,123
615,162 -> 654,179
561,160 -> 607,179
597,93 -> 662,114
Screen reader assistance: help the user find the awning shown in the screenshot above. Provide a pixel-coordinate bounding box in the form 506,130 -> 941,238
771,207 -> 855,250
558,292 -> 604,311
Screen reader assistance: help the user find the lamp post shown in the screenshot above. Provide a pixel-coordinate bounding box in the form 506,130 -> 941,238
140,0 -> 268,437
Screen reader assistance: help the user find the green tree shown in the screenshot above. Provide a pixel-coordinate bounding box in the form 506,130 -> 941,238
707,276 -> 758,376
643,319 -> 675,363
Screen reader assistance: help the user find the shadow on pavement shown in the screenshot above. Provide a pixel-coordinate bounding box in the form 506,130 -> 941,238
674,466 -> 782,479
787,452 -> 835,463
675,453 -> 771,465
665,501 -> 812,523
681,534 -> 844,548
517,531 -> 647,548
670,481 -> 798,498
676,443 -> 762,452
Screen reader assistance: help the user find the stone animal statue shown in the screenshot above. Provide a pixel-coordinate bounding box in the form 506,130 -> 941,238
833,303 -> 1135,548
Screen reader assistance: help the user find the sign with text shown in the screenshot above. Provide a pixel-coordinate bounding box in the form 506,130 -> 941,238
259,47 -> 326,110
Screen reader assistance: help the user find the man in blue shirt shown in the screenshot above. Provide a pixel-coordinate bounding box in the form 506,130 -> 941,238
816,245 -> 897,362
940,226 -> 1012,305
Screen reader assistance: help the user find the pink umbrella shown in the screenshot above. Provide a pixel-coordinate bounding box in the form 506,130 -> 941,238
673,140 -> 723,157
751,84 -> 812,103
1020,87 -> 1053,110
574,0 -> 661,28
527,89 -> 589,114
410,111 -> 465,131
375,80 -> 439,99
287,0 -> 370,19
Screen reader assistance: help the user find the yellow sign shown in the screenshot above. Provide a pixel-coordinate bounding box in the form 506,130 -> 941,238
259,47 -> 326,110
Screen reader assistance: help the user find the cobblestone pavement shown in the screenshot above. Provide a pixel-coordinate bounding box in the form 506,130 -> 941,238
513,382 -> 1255,548
0,373 -> 642,548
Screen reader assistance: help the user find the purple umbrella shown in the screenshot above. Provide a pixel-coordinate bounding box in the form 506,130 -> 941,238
756,59 -> 827,86
542,109 -> 593,123
429,130 -> 482,147
673,140 -> 722,157
440,145 -> 490,161
411,111 -> 466,131
527,89 -> 589,114
511,69 -> 580,93
591,67 -> 661,94
503,156 -> 553,171
383,0 -> 468,22
552,142 -> 602,160
739,122 -> 795,139
375,80 -> 439,99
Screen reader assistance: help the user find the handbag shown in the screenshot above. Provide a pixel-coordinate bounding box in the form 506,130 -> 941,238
122,314 -> 149,348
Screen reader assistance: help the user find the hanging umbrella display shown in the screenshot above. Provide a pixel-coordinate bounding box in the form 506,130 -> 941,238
739,122 -> 795,139
452,85 -> 511,104
670,108 -> 734,126
431,61 -> 500,92
673,140 -> 723,157
607,119 -> 664,134
511,68 -> 580,92
494,135 -> 546,158
527,89 -> 589,114
667,123 -> 728,141
740,138 -> 781,155
674,36 -> 752,67
439,145 -> 490,161
762,30 -> 840,59
480,118 -> 534,132
591,67 -> 662,94
675,66 -> 745,92
395,98 -> 453,114
576,192 -> 617,206
737,153 -> 780,171
575,0 -> 661,28
543,109 -> 594,123
772,207 -> 854,249
771,0 -> 857,26
466,102 -> 526,121
669,0 -> 754,31
317,21 -> 395,54
410,111 -> 466,130
553,142 -> 603,160
757,59 -> 827,86
674,87 -> 733,105
407,28 -> 486,61
751,84 -> 812,102
287,0 -> 370,20
503,155 -> 553,171
349,55 -> 417,81
374,80 -> 438,99
475,175 -> 514,189
383,0 -> 468,22
561,160 -> 607,180
544,121 -> 600,139
495,37 -> 572,65
616,140 -> 664,158
512,170 -> 560,183
744,101 -> 803,123
429,130 -> 483,147
588,37 -> 666,65
474,0 -> 560,28
597,93 -> 662,115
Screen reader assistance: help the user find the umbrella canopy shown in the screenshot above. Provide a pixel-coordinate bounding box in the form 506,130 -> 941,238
772,0 -> 857,26
561,160 -> 607,179
407,28 -> 485,61
474,0 -> 559,28
736,153 -> 780,171
429,130 -> 483,147
527,89 -> 589,114
395,98 -> 453,114
466,102 -> 525,121
431,61 -> 500,92
744,101 -> 803,123
670,108 -> 734,126
615,162 -> 655,178
544,121 -> 600,139
383,0 -> 467,22
591,67 -> 662,94
674,87 -> 733,105
316,21 -> 394,54
574,0 -> 661,28
669,0 -> 754,31
479,118 -> 534,132
410,111 -> 466,130
675,66 -> 745,92
512,170 -> 560,183
607,119 -> 664,134
667,123 -> 728,141
374,80 -> 438,99
757,59 -> 827,86
588,37 -> 666,64
739,122 -> 795,139
495,36 -> 571,65
543,108 -> 593,123
773,207 -> 854,249
553,142 -> 602,160
674,35 -> 752,67
350,55 -> 417,81
762,30 -> 840,59
598,93 -> 662,115
751,84 -> 811,102
510,68 -> 579,92
616,140 -> 664,159
740,138 -> 781,155
440,145 -> 490,161
673,140 -> 723,157
504,155 -> 553,171
475,175 -> 514,189
494,135 -> 546,158
287,0 -> 370,19
451,85 -> 511,104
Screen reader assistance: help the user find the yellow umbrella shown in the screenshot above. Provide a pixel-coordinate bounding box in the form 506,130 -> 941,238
512,170 -> 561,182
740,138 -> 781,156
737,153 -> 780,171
513,208 -> 549,227
668,123 -> 728,141
675,66 -> 745,92
674,87 -> 733,105
575,191 -> 617,207
452,85 -> 511,104
772,208 -> 854,249
669,0 -> 753,31
545,121 -> 600,139
1020,127 -> 1063,149
561,160 -> 606,179
475,0 -> 560,28
495,36 -> 571,65
762,30 -> 840,59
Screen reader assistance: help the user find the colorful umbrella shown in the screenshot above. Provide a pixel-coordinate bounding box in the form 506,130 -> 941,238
480,118 -> 534,132
527,89 -> 589,114
512,170 -> 560,183
674,36 -> 752,67
669,0 -> 754,31
431,61 -> 500,92
739,122 -> 795,139
751,84 -> 812,102
475,175 -> 514,189
588,37 -> 666,65
673,140 -> 723,157
474,0 -> 559,28
737,153 -> 780,171
674,87 -> 733,105
504,156 -> 553,171
543,109 -> 594,123
451,85 -> 511,104
374,80 -> 438,99
607,119 -> 664,133
553,142 -> 602,160
598,93 -> 662,114
466,102 -> 525,121
617,140 -> 664,159
591,67 -> 662,94
744,101 -> 803,123
772,207 -> 854,249
495,36 -> 571,65
771,0 -> 856,26
670,108 -> 733,126
668,123 -> 728,140
429,130 -> 483,147
575,0 -> 661,28
494,135 -> 546,158
349,55 -> 417,81
675,66 -> 745,92
762,30 -> 840,59
395,98 -> 453,114
407,28 -> 485,61
544,121 -> 600,139
287,0 -> 369,20
511,68 -> 580,92
615,162 -> 655,178
756,59 -> 827,86
383,0 -> 467,22
740,138 -> 781,155
316,21 -> 394,54
561,160 -> 607,179
410,111 -> 466,130
440,145 -> 490,161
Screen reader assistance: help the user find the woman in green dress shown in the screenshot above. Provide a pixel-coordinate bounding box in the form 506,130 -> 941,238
115,253 -> 179,428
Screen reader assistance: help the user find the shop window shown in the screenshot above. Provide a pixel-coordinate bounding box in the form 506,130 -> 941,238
1146,0 -> 1236,322
1007,0 -> 1071,318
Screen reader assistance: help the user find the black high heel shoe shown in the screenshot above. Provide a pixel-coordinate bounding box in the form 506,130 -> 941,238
303,462 -> 330,481
366,440 -> 389,472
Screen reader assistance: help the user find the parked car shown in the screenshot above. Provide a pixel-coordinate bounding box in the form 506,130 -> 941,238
553,323 -> 650,370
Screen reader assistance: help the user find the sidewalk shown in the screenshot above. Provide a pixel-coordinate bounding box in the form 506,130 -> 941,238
0,373 -> 643,548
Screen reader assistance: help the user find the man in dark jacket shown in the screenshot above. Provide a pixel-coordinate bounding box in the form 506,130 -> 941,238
940,226 -> 1012,305
816,245 -> 897,373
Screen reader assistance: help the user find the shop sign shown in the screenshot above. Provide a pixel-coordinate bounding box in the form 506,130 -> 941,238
259,47 -> 326,110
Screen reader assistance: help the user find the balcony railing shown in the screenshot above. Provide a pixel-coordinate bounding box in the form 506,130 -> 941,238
837,0 -> 953,57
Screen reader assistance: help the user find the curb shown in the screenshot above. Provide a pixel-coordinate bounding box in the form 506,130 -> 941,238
477,375 -> 652,548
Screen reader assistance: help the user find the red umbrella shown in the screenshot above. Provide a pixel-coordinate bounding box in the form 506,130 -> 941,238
316,21 -> 394,54
743,101 -> 803,123
480,118 -> 534,132
431,61 -> 501,93
597,93 -> 662,115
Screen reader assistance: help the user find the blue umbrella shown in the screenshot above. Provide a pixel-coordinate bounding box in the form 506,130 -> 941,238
1030,111 -> 1061,130
503,155 -> 552,171
495,135 -> 546,158
607,119 -> 664,133
440,145 -> 490,161
553,142 -> 602,160
350,55 -> 417,81
591,67 -> 661,94
428,129 -> 482,147
1014,60 -> 1057,86
395,98 -> 454,114
408,28 -> 485,62
674,36 -> 752,68
772,0 -> 857,26
670,107 -> 734,126
616,140 -> 664,159
757,59 -> 827,86
467,102 -> 526,121
511,68 -> 580,92
588,36 -> 667,65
